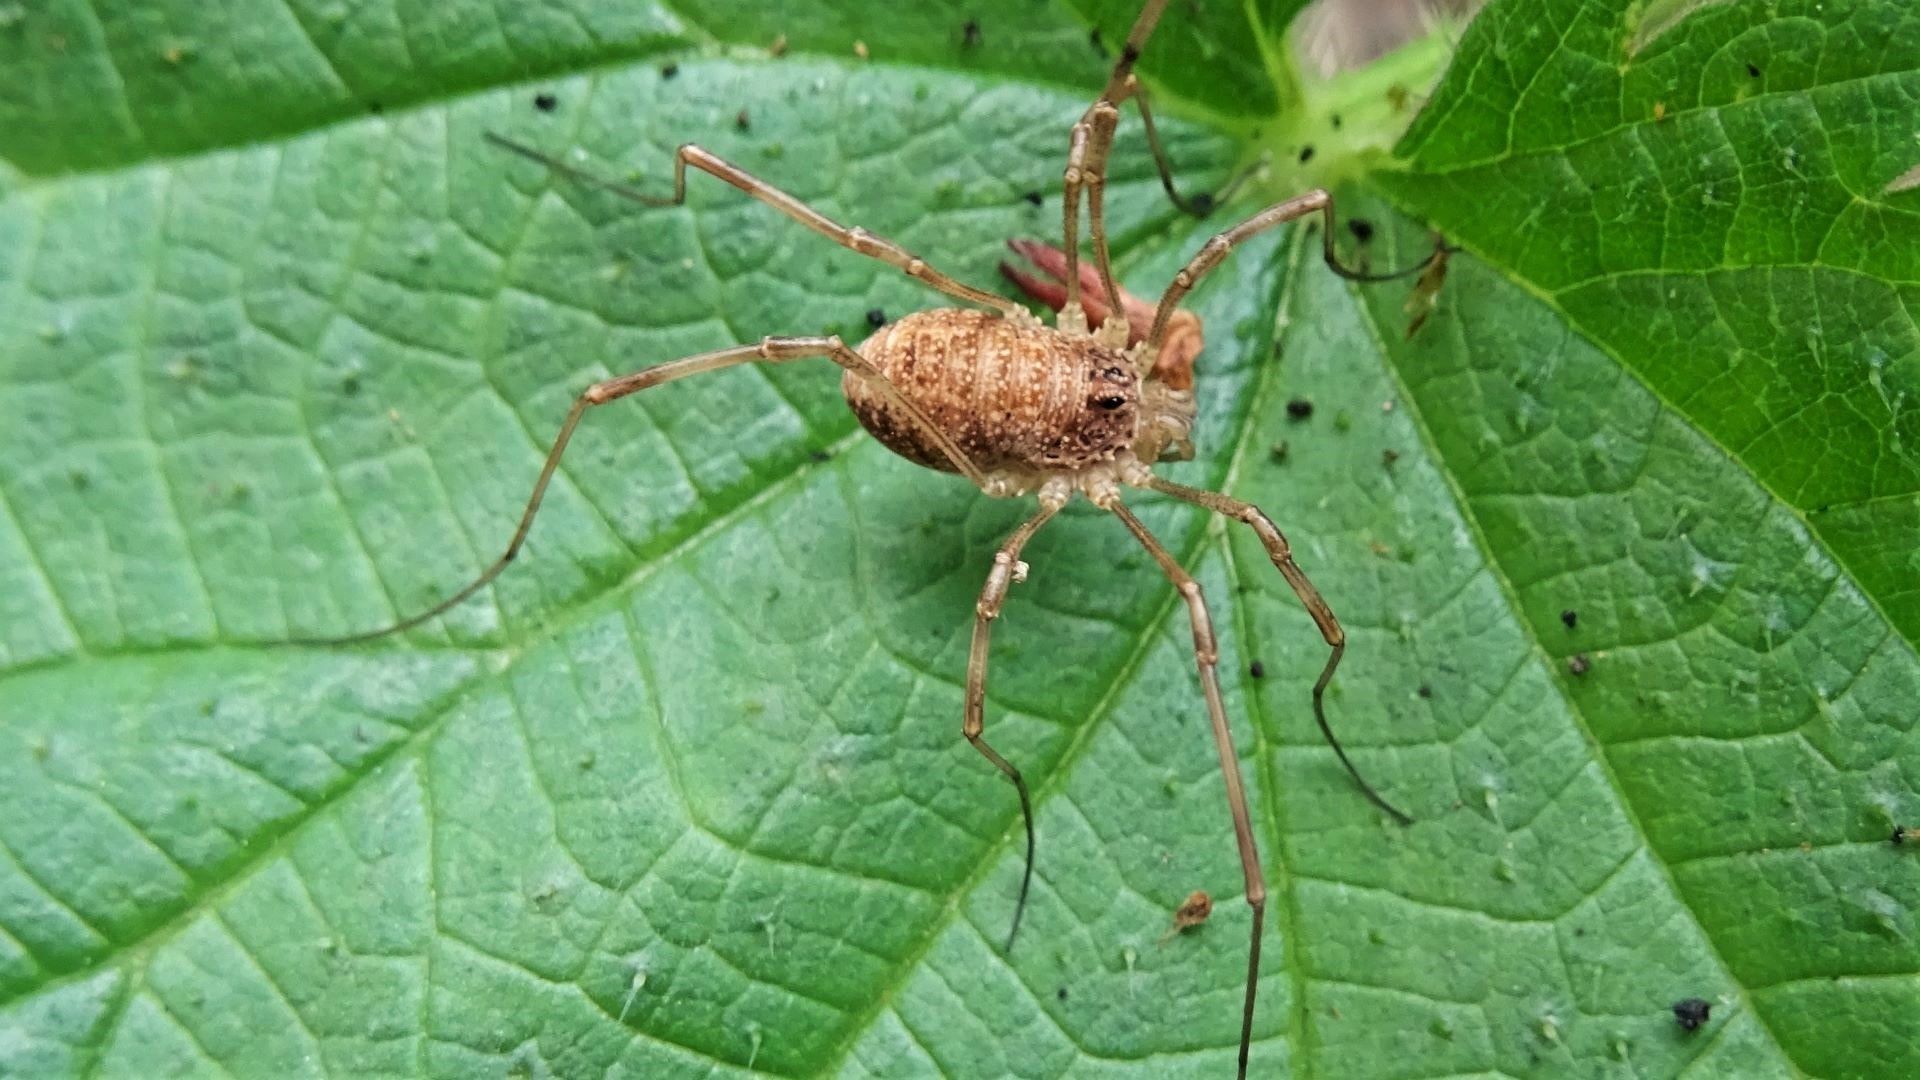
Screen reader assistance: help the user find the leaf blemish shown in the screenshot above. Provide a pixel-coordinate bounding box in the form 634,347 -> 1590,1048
1671,997 -> 1712,1031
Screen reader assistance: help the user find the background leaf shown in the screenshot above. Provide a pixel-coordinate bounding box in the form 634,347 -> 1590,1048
2,1 -> 1915,1078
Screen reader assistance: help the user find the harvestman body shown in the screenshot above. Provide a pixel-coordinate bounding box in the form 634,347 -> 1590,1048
310,1 -> 1437,1073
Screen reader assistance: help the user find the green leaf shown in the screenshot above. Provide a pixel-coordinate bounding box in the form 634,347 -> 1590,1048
1384,0 -> 1920,638
2,1 -> 1915,1078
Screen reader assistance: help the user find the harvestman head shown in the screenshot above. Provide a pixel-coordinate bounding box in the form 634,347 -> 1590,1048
299,1 -> 1441,1073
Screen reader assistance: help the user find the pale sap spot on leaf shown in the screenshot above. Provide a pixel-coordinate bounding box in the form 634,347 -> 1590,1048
1625,0 -> 1740,58
1883,162 -> 1920,196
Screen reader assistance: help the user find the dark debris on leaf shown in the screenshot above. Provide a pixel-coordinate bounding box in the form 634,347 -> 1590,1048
1560,609 -> 1577,630
1249,661 -> 1265,679
1671,998 -> 1711,1032
1348,218 -> 1374,243
533,92 -> 558,112
1298,145 -> 1316,164
1286,397 -> 1314,420
962,19 -> 982,48
866,308 -> 887,328
1568,653 -> 1591,676
660,62 -> 680,79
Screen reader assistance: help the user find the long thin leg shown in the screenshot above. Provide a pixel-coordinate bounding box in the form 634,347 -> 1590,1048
1128,75 -> 1219,217
1149,476 -> 1412,824
1060,0 -> 1173,331
299,337 -> 983,645
486,133 -> 1020,317
964,494 -> 1066,951
1107,499 -> 1265,1080
1146,189 -> 1438,356
1079,73 -> 1231,343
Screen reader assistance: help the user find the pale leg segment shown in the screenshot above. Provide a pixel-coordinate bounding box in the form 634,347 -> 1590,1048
964,496 -> 1066,951
1147,189 -> 1442,355
297,338 -> 983,645
1149,476 -> 1412,824
1108,498 -> 1266,1080
486,133 -> 1019,316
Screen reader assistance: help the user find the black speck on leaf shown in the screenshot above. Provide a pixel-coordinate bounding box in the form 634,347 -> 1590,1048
1286,397 -> 1314,420
1249,661 -> 1265,679
1023,190 -> 1043,206
660,62 -> 680,79
1417,684 -> 1432,699
866,308 -> 887,328
1560,609 -> 1577,629
1298,145 -> 1316,164
1330,113 -> 1343,130
1348,218 -> 1375,243
1056,986 -> 1069,1001
735,108 -> 751,132
533,92 -> 557,112
962,19 -> 982,48
1088,27 -> 1106,56
1746,62 -> 1761,78
1671,998 -> 1711,1032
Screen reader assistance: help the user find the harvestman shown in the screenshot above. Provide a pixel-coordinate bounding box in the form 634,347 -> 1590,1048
310,1 -> 1437,1073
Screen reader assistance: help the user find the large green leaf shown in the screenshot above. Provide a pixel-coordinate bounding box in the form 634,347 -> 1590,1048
2,1 -> 1914,1078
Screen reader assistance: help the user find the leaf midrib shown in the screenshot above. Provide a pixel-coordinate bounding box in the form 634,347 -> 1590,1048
1351,226 -> 1817,1077
1378,186 -> 1920,665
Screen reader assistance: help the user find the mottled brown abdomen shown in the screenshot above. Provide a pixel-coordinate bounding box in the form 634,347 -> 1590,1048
844,308 -> 1139,477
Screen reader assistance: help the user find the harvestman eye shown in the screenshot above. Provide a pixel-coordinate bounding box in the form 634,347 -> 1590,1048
293,1 -> 1444,1073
